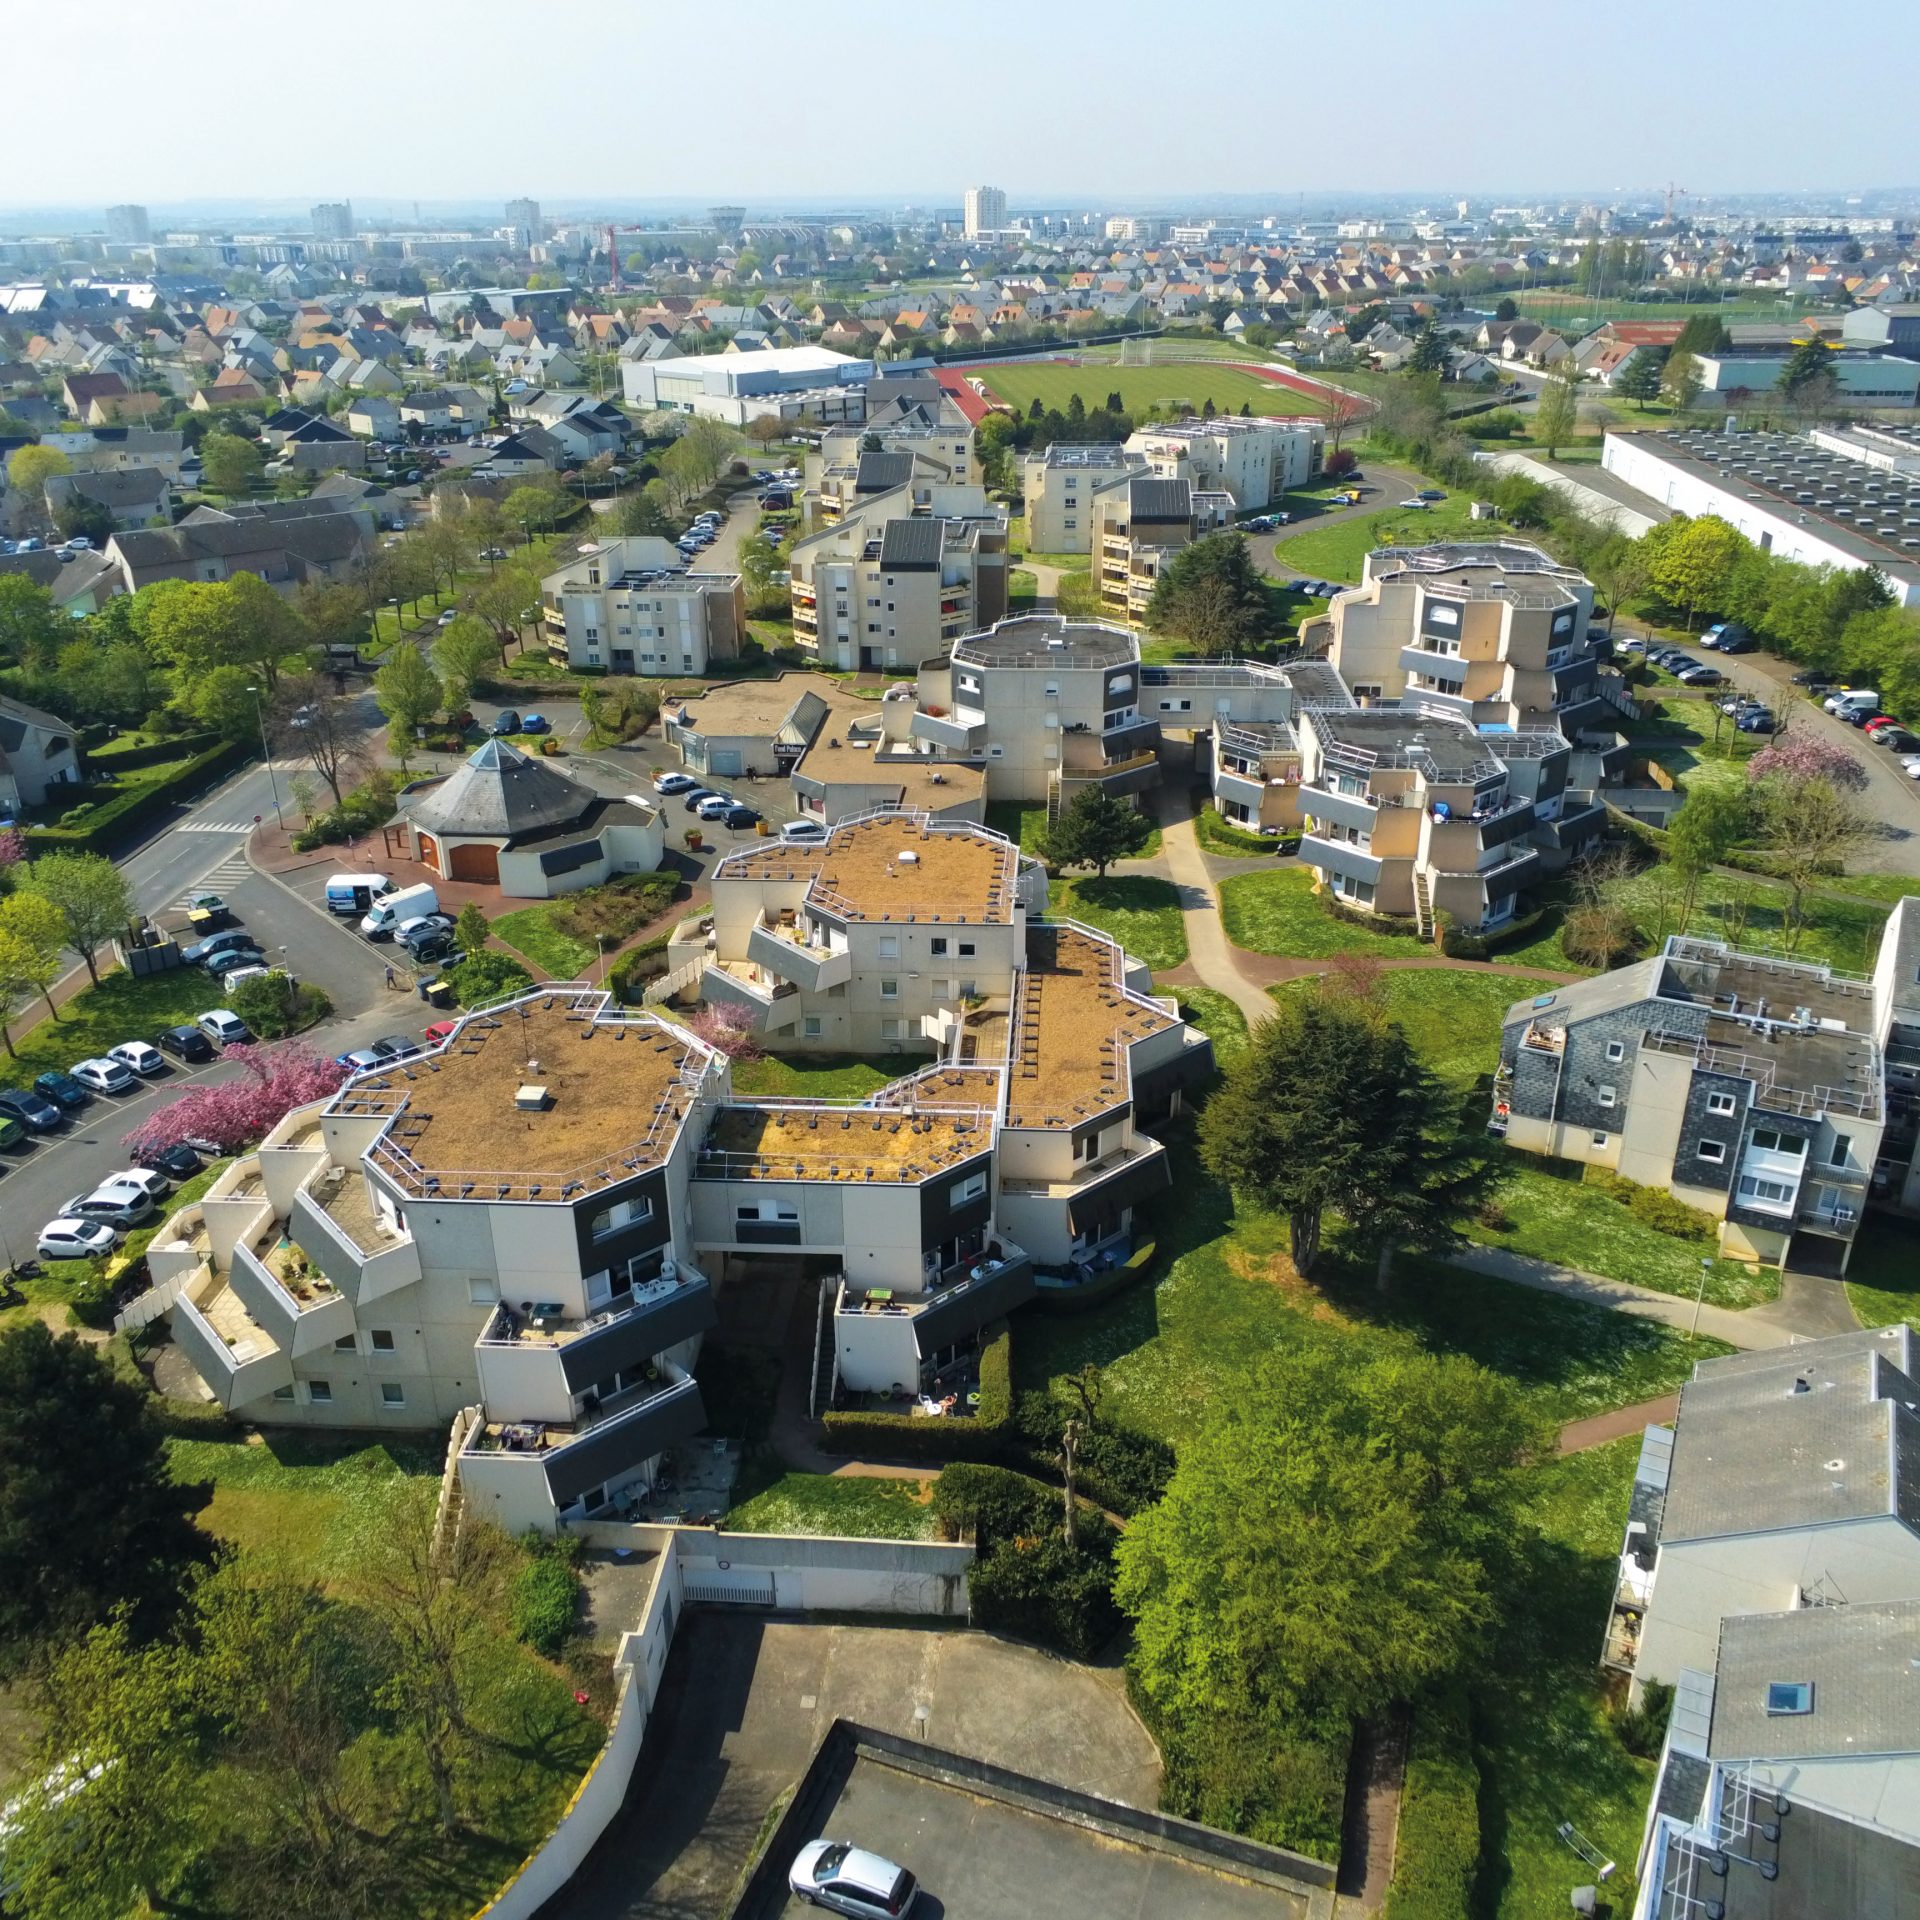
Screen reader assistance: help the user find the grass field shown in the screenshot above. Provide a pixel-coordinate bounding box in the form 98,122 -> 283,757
956,360 -> 1319,420
1166,984 -> 1250,1072
0,965 -> 224,1094
730,1052 -> 905,1101
724,1470 -> 935,1540
1049,874 -> 1188,968
486,905 -> 597,981
1843,1216 -> 1920,1329
1220,867 -> 1420,959
1265,494 -> 1485,584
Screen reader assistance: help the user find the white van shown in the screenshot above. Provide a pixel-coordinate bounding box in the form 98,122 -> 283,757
1825,688 -> 1880,716
223,965 -> 274,997
326,872 -> 393,916
361,882 -> 439,939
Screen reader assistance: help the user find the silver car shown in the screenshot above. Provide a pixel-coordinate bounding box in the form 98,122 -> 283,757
788,1840 -> 919,1917
36,1217 -> 120,1262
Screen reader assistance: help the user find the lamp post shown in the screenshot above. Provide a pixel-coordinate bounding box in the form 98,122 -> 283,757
1691,1256 -> 1712,1339
249,684 -> 284,828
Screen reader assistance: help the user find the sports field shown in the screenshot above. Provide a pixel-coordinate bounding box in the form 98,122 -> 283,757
1503,290 -> 1794,326
955,359 -> 1321,418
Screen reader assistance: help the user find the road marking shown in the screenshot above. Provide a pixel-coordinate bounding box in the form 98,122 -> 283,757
170,853 -> 253,911
174,820 -> 257,834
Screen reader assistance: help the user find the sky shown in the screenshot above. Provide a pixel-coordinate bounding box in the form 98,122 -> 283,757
9,0 -> 1918,216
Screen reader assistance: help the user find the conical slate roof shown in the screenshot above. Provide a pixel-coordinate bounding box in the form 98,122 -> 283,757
405,738 -> 592,840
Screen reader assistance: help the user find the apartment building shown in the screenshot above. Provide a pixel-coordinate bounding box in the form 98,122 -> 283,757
1020,444 -> 1144,554
1091,474 -> 1231,621
787,483 -> 1008,672
1596,1331 -> 1920,1919
1296,704 -> 1592,936
809,447 -> 968,528
1315,541 -> 1615,734
150,989 -> 729,1535
1493,920 -> 1908,1275
540,536 -> 745,676
808,390 -> 978,524
1124,414 -> 1323,512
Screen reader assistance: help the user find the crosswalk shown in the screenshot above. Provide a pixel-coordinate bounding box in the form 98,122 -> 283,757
173,819 -> 258,835
168,853 -> 252,915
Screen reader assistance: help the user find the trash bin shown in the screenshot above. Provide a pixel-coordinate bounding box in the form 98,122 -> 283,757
422,978 -> 456,1008
755,818 -> 771,836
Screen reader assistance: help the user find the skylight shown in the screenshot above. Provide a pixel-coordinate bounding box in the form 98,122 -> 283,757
1765,1681 -> 1813,1716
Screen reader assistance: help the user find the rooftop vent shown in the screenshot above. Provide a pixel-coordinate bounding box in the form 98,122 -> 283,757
898,849 -> 921,865
515,1084 -> 551,1113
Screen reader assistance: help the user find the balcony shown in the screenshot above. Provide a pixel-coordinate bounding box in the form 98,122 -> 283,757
478,1266 -> 718,1395
747,915 -> 852,992
700,959 -> 797,1031
290,1168 -> 421,1306
1299,782 -> 1380,835
1398,643 -> 1469,685
1299,831 -> 1383,886
910,707 -> 987,753
1797,1179 -> 1869,1239
173,1269 -> 294,1410
229,1221 -> 357,1357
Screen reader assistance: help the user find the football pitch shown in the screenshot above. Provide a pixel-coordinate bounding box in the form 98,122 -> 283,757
955,359 -> 1322,418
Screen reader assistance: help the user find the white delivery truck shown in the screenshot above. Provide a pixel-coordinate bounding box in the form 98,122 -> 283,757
326,872 -> 393,916
360,882 -> 439,939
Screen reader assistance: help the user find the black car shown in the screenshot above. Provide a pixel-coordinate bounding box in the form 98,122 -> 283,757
1792,669 -> 1838,689
491,710 -> 522,736
404,932 -> 455,965
1736,711 -> 1777,734
1715,632 -> 1757,654
682,788 -> 717,812
182,928 -> 258,966
33,1071 -> 92,1111
138,1140 -> 203,1182
1875,726 -> 1920,754
718,804 -> 761,830
157,1024 -> 215,1063
374,1034 -> 424,1064
0,1087 -> 63,1132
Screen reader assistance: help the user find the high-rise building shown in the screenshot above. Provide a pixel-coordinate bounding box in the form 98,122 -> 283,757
962,186 -> 1006,240
505,197 -> 542,242
105,204 -> 150,245
310,201 -> 353,239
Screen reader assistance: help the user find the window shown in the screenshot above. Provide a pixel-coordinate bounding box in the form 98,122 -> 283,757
954,1171 -> 987,1203
1830,1133 -> 1852,1168
1749,1129 -> 1807,1156
958,942 -> 975,957
1738,1174 -> 1795,1205
930,937 -> 949,956
1597,1086 -> 1616,1109
1707,1092 -> 1738,1116
1591,1131 -> 1610,1148
1765,1681 -> 1813,1716
589,1195 -> 653,1240
333,1333 -> 357,1352
380,1383 -> 406,1408
468,1276 -> 498,1305
307,1380 -> 332,1404
271,1383 -> 295,1402
803,1015 -> 823,1038
1698,1140 -> 1727,1164
1605,1040 -> 1625,1063
370,1329 -> 395,1353
880,978 -> 899,999
878,935 -> 900,960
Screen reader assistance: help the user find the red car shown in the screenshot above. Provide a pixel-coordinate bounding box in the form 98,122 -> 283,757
424,1019 -> 459,1047
1863,715 -> 1903,736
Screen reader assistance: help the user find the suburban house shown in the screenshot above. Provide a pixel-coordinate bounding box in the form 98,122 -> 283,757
44,463 -> 173,529
0,545 -> 125,616
539,537 -> 745,676
399,738 -> 664,895
0,693 -> 82,811
104,502 -> 370,592
344,396 -> 400,440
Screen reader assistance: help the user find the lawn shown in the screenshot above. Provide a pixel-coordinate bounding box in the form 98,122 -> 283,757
1471,1154 -> 1779,1310
1167,985 -> 1250,1073
0,965 -> 224,1094
1265,494 -> 1484,584
486,905 -> 597,981
1843,1215 -> 1920,1329
1819,872 -> 1920,910
1008,567 -> 1038,611
1194,804 -> 1287,859
729,1052 -> 905,1101
723,1469 -> 935,1541
955,360 -> 1319,421
1476,1436 -> 1659,1920
1049,874 -> 1187,968
986,800 -> 1050,856
1219,866 -> 1420,959
1602,865 -> 1886,973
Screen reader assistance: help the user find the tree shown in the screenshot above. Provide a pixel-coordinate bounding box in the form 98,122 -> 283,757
372,642 -> 442,751
503,482 -> 563,544
1494,296 -> 1519,321
1776,335 -> 1837,406
431,614 -> 500,707
1312,383 -> 1370,456
1644,513 -> 1744,629
453,902 -> 491,958
1666,784 -> 1752,930
1147,531 -> 1270,657
466,562 -> 541,657
53,496 -> 115,547
5,445 -> 71,528
275,674 -> 370,808
618,486 -> 677,539
1115,1338 -> 1546,1752
200,429 -> 263,496
581,676 -> 661,744
1753,774 -> 1874,943
745,413 -> 787,450
1616,351 -> 1666,410
1408,322 -> 1448,376
0,1322 -> 214,1674
1660,348 -> 1703,411
1745,733 -> 1868,792
225,569 -> 310,689
1198,983 -> 1487,1279
1037,787 -> 1153,880
1587,535 -> 1648,632
1531,353 -> 1581,458
125,1043 -> 347,1156
0,573 -> 61,671
1673,313 -> 1732,357
29,853 -> 133,987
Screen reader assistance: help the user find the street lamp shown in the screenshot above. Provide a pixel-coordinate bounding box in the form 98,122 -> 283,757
1691,1256 -> 1712,1339
249,685 -> 284,828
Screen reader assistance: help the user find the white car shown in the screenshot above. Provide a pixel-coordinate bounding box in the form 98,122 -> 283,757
62,1187 -> 154,1230
695,793 -> 739,820
653,771 -> 698,795
787,1841 -> 919,1918
1396,497 -> 1433,510
97,1167 -> 174,1206
70,1056 -> 136,1095
780,818 -> 829,844
109,1040 -> 165,1077
36,1218 -> 120,1263
1902,755 -> 1920,780
196,1009 -> 252,1048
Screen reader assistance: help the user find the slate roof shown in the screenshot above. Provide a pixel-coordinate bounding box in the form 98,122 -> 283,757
855,450 -> 913,494
877,517 -> 942,570
1126,476 -> 1191,523
404,738 -> 597,841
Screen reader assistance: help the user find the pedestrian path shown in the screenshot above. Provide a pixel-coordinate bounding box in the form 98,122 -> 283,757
1559,1394 -> 1681,1455
173,818 -> 258,835
1149,788 -> 1276,1031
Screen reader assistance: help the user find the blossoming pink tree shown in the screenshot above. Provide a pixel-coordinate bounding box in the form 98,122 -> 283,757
124,1044 -> 348,1155
1745,734 -> 1870,793
684,1003 -> 764,1062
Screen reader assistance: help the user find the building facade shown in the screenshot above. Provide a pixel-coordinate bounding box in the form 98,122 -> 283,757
1124,415 -> 1323,512
1020,444 -> 1144,555
540,537 -> 746,676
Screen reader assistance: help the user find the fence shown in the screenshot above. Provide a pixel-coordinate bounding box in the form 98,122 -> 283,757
111,1273 -> 185,1334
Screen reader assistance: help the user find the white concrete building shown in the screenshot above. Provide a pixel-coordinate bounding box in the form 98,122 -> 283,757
963,186 -> 1007,241
620,346 -> 873,426
1124,415 -> 1323,512
540,537 -> 745,676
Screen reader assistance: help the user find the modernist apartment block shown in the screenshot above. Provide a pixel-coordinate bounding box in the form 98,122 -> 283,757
1314,540 -> 1616,735
808,398 -> 978,525
1598,1331 -> 1920,1919
1494,922 -> 1916,1274
1124,414 -> 1324,512
540,536 -> 746,676
1295,703 -> 1591,936
1092,474 -> 1232,621
787,482 -> 1009,672
1020,444 -> 1145,554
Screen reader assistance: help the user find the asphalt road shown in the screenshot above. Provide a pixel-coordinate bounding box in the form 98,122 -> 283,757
1241,462 -> 1425,582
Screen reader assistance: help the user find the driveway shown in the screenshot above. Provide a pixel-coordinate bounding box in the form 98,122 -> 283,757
547,1614 -> 1159,1920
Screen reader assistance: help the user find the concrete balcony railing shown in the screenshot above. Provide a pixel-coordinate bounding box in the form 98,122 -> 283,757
747,918 -> 852,992
290,1176 -> 422,1307
172,1270 -> 293,1410
700,960 -> 796,1033
910,707 -> 987,753
1300,831 -> 1384,885
228,1230 -> 357,1358
1398,643 -> 1469,685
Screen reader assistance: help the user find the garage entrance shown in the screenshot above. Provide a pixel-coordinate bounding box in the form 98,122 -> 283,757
449,842 -> 500,884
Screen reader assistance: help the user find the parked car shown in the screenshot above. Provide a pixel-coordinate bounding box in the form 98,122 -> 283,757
653,770 -> 698,795
716,804 -> 760,830
1792,669 -> 1838,689
374,1034 -> 424,1063
396,913 -> 455,945
491,710 -> 522,736
695,793 -> 740,820
1875,726 -> 1920,754
99,1168 -> 173,1208
137,1141 -> 202,1183
1417,488 -> 1446,502
1396,497 -> 1433,510
788,1842 -> 919,1919
1903,755 -> 1920,780
1675,663 -> 1724,686
520,713 -> 550,734
196,1009 -> 252,1048
33,1071 -> 92,1111
204,946 -> 267,977
0,1113 -> 27,1149
335,1046 -> 387,1074
436,609 -> 458,626
780,818 -> 829,844
36,1218 -> 118,1263
62,1187 -> 154,1230
424,1019 -> 460,1046
1863,715 -> 1905,737
0,1087 -> 64,1132
405,932 -> 455,965
184,928 -> 263,966
1736,710 -> 1778,734
682,788 -> 718,813
69,1056 -> 136,1095
155,1025 -> 213,1064
110,1036 -> 165,1082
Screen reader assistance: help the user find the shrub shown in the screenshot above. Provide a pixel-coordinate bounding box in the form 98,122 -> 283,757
1561,903 -> 1641,969
1012,1392 -> 1175,1515
288,772 -> 400,852
226,971 -> 332,1040
930,1461 -> 1059,1547
549,870 -> 679,945
1195,805 -> 1289,857
820,1319 -> 1012,1462
510,1538 -> 582,1657
606,934 -> 671,1005
23,740 -> 247,856
1152,1701 -> 1348,1862
1321,892 -> 1421,940
1616,1677 -> 1675,1759
1475,1199 -> 1513,1233
1384,1684 -> 1482,1920
441,950 -> 535,1008
967,1528 -> 1120,1658
1626,1183 -> 1716,1241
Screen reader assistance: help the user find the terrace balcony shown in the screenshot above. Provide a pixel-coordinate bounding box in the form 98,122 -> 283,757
699,959 -> 798,1032
1299,831 -> 1384,886
1399,643 -> 1469,686
289,1164 -> 421,1306
172,1266 -> 294,1410
837,1239 -> 1036,1357
747,912 -> 853,992
228,1218 -> 357,1357
910,706 -> 987,753
1299,782 -> 1381,835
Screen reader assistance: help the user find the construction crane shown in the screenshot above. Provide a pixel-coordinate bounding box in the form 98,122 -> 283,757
1663,181 -> 1688,224
604,224 -> 645,294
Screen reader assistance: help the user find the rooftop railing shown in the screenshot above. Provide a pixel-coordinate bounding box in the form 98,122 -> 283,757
1639,1027 -> 1882,1122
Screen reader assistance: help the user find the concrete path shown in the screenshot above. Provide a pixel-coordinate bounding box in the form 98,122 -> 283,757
1151,787 -> 1278,1031
1558,1393 -> 1681,1455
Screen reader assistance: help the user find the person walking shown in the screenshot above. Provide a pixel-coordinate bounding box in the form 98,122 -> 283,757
384,963 -> 397,990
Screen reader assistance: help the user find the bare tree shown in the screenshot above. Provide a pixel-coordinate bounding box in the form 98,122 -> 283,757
1757,777 -> 1874,948
275,675 -> 372,810
1312,383 -> 1370,456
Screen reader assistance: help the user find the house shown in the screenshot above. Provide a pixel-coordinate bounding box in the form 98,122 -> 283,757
0,693 -> 82,811
399,389 -> 460,435
540,537 -> 745,676
104,504 -> 369,592
345,396 -> 400,440
480,430 -> 561,477
44,464 -> 174,530
272,413 -> 366,473
664,672 -> 875,784
400,738 -> 663,895
60,371 -> 128,418
192,374 -> 266,409
0,545 -> 125,617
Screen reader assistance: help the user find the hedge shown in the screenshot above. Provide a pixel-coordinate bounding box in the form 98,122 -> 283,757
84,729 -> 221,772
819,1317 -> 1012,1462
1323,893 -> 1422,940
1383,1684 -> 1481,1920
607,932 -> 672,1004
1195,804 -> 1293,858
1439,901 -> 1550,961
23,739 -> 250,855
1583,1165 -> 1718,1241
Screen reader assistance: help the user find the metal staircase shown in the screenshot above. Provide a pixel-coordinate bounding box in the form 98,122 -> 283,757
1412,870 -> 1436,942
